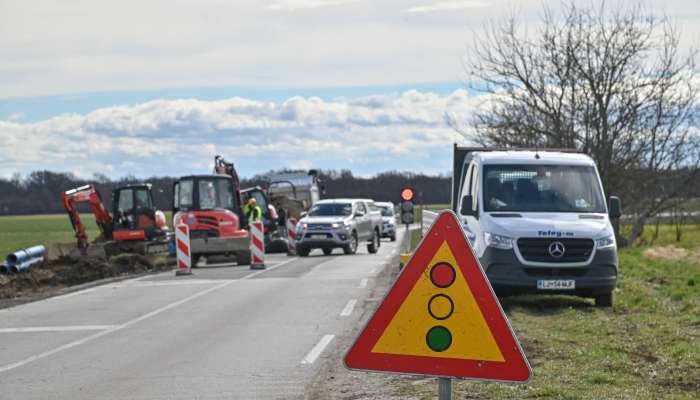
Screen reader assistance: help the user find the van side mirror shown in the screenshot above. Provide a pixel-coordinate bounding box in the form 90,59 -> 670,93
460,195 -> 477,216
608,196 -> 622,219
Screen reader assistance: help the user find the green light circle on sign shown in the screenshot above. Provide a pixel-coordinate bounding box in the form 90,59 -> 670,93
426,326 -> 452,352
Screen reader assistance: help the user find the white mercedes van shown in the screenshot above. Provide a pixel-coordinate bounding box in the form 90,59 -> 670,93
452,146 -> 621,307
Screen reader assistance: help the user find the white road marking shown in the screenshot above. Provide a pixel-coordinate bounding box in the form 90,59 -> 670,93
301,334 -> 335,365
108,279 -> 235,288
0,325 -> 116,333
369,268 -> 378,274
47,288 -> 97,301
243,258 -> 297,279
0,257 -> 299,374
358,278 -> 368,288
340,299 -> 357,317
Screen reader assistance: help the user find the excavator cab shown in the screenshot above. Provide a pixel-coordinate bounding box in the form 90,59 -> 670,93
111,184 -> 167,241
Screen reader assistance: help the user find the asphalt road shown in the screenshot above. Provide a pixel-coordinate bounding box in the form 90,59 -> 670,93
0,232 -> 405,400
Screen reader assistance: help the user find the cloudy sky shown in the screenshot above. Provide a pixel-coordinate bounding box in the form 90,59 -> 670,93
1,0 -> 699,178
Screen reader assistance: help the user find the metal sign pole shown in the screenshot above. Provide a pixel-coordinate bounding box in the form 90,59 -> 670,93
438,378 -> 452,400
405,223 -> 410,251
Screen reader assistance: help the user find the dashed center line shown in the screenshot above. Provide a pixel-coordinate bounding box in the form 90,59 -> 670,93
358,278 -> 368,288
301,334 -> 335,365
340,299 -> 357,317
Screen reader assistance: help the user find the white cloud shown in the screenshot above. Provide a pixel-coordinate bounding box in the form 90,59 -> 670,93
2,0 -> 698,98
402,1 -> 489,14
266,0 -> 360,11
0,90 -> 478,178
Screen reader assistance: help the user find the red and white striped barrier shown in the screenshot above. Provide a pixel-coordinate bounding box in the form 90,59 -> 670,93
250,220 -> 265,269
175,224 -> 192,276
286,218 -> 298,255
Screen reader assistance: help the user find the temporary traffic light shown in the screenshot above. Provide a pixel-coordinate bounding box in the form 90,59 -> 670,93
400,187 -> 415,225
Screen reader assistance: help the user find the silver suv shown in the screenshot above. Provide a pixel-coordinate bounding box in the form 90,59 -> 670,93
375,201 -> 397,242
295,199 -> 381,256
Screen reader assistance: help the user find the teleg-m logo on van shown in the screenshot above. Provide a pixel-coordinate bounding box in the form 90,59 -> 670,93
537,230 -> 574,237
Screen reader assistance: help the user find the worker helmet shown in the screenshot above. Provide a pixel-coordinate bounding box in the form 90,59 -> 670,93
248,197 -> 257,206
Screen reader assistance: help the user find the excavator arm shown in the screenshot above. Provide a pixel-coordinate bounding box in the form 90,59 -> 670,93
214,155 -> 244,208
62,185 -> 113,251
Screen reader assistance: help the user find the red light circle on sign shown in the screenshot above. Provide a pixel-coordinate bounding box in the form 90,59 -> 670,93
401,188 -> 414,201
430,262 -> 456,288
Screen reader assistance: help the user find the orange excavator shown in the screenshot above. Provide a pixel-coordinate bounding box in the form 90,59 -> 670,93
62,184 -> 169,256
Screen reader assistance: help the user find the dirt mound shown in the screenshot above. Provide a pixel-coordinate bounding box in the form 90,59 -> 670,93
643,245 -> 700,264
0,254 -> 170,299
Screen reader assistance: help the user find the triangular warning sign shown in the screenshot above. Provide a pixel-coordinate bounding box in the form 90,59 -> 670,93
344,211 -> 531,382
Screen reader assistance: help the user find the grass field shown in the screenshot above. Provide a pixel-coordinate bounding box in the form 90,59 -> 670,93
403,224 -> 699,399
0,214 -> 102,258
0,213 -> 173,258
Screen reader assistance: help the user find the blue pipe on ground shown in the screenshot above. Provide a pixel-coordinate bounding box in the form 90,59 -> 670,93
4,245 -> 46,273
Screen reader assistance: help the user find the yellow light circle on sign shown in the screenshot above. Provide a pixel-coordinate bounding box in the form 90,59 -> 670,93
428,294 -> 454,320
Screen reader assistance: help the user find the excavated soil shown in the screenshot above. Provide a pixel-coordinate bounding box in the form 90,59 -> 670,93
0,253 -> 171,301
643,245 -> 700,264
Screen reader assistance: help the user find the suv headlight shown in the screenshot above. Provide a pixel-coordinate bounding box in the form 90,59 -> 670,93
484,232 -> 513,250
595,235 -> 616,249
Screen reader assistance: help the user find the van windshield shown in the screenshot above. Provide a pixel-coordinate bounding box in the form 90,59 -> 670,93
483,165 -> 605,213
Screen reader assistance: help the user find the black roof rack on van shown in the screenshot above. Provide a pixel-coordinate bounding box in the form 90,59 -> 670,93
450,144 -> 583,210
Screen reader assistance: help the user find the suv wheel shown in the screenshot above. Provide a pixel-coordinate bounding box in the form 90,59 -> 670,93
594,292 -> 613,308
343,232 -> 358,255
367,231 -> 379,254
297,246 -> 310,257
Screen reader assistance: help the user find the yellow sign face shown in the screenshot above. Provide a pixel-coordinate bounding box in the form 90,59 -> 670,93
372,242 -> 505,361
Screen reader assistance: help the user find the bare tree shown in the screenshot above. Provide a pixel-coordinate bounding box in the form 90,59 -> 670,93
460,1 -> 700,245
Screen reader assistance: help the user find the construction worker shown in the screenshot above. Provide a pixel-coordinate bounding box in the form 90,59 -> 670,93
244,197 -> 262,228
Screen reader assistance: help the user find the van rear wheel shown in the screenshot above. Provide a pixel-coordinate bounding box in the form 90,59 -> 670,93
594,292 -> 613,308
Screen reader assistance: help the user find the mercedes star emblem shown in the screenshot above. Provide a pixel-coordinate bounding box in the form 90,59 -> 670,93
548,241 -> 566,258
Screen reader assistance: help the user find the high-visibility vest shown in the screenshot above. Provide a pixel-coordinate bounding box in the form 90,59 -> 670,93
247,205 -> 262,223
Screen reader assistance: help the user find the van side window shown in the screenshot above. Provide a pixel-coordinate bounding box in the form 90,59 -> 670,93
462,163 -> 474,202
470,163 -> 479,210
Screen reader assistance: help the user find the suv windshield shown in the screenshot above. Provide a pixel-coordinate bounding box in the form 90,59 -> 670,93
483,165 -> 605,213
308,203 -> 352,217
378,206 -> 393,217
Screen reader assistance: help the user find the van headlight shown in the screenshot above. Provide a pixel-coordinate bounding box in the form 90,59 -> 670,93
595,235 -> 616,249
484,232 -> 513,250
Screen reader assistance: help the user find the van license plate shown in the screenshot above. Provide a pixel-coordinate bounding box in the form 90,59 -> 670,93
537,280 -> 575,290
311,235 -> 327,239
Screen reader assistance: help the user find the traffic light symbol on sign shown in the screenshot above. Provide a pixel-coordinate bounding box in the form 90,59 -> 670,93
426,263 -> 455,352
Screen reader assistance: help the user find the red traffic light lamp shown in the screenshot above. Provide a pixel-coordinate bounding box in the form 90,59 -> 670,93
401,187 -> 415,202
